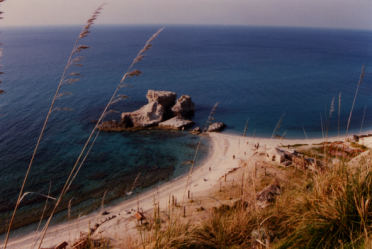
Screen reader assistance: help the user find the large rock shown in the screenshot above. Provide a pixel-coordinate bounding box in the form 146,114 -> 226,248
100,90 -> 198,131
207,122 -> 226,132
172,95 -> 195,119
159,117 -> 194,130
121,102 -> 164,128
146,90 -> 176,109
119,90 -> 177,128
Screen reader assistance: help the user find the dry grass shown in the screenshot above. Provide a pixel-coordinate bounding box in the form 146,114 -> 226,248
3,4 -> 105,249
72,235 -> 111,249
2,2 -> 369,248
346,65 -> 366,135
118,147 -> 372,249
275,163 -> 371,248
0,1 -> 4,95
35,27 -> 164,248
184,102 -> 219,201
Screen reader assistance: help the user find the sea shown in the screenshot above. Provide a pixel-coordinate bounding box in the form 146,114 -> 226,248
0,25 -> 372,233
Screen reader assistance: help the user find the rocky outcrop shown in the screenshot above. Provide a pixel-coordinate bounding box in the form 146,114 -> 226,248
98,90 -> 226,133
159,117 -> 194,130
118,90 -> 176,128
207,122 -> 226,132
172,95 -> 195,119
146,90 -> 176,110
99,90 -> 199,132
121,101 -> 164,128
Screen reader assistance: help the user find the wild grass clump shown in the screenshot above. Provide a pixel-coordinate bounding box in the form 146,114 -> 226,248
137,150 -> 372,249
182,209 -> 259,249
277,162 -> 372,249
143,219 -> 192,249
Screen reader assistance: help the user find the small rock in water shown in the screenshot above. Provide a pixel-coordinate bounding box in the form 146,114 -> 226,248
191,126 -> 201,134
207,122 -> 226,132
159,116 -> 194,130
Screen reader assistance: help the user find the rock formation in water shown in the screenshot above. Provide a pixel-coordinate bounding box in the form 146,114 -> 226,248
121,101 -> 165,128
98,90 -> 227,133
172,95 -> 195,119
99,90 -> 197,131
120,90 -> 177,128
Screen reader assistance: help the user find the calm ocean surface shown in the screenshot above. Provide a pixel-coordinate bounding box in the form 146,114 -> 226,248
0,25 -> 371,231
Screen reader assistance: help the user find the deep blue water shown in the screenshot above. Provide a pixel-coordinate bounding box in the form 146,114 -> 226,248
0,25 -> 372,230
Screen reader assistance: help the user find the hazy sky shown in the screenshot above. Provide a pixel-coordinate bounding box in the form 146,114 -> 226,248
1,0 -> 372,30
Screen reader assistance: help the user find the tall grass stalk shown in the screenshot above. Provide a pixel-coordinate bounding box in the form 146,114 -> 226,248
324,97 -> 335,139
31,181 -> 52,249
243,119 -> 249,137
302,125 -> 308,139
101,190 -> 108,212
320,113 -> 325,139
0,0 -> 5,95
36,27 -> 164,249
65,129 -> 101,192
271,113 -> 285,138
346,65 -> 366,136
2,5 -> 104,249
338,92 -> 342,136
360,105 -> 367,133
183,102 -> 219,201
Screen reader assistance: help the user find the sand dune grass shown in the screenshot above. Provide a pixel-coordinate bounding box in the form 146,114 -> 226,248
118,149 -> 372,249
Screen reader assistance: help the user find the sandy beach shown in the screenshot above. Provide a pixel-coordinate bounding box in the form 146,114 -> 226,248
2,131 -> 370,249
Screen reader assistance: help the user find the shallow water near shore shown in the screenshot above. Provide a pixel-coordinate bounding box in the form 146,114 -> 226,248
0,25 -> 372,232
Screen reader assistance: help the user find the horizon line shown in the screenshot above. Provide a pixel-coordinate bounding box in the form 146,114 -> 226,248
0,23 -> 371,32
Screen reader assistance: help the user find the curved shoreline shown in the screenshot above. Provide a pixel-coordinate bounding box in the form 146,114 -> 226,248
3,131 -> 372,248
2,133 -> 221,249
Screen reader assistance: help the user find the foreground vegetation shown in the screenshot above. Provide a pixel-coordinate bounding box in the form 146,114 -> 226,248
89,145 -> 372,249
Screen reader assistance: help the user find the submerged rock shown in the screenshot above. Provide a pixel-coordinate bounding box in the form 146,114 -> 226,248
159,116 -> 194,130
207,122 -> 226,132
172,95 -> 195,119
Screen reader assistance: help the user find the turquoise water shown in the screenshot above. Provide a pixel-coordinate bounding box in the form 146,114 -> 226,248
0,25 -> 372,230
